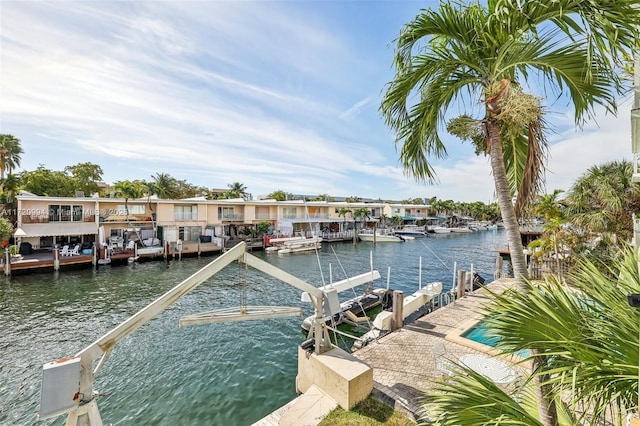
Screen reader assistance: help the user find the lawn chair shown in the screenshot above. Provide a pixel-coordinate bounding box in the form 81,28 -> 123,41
69,245 -> 80,256
432,341 -> 456,377
126,240 -> 135,251
59,245 -> 70,257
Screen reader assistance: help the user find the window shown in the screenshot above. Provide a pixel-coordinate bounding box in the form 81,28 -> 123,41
179,226 -> 201,242
175,205 -> 197,221
117,204 -> 145,215
218,207 -> 237,220
48,204 -> 83,222
283,207 -> 297,219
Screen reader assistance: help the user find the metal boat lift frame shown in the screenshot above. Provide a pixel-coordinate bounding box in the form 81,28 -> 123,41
39,242 -> 332,426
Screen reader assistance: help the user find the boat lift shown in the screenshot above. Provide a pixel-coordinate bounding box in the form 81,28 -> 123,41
38,242 -> 340,426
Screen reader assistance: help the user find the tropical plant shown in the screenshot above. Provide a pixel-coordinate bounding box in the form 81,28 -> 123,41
353,208 -> 371,230
0,134 -> 23,180
381,2 -> 640,423
380,0 -> 639,289
64,162 -> 104,196
337,207 -> 352,233
424,247 -> 640,424
0,216 -> 13,251
226,182 -> 248,200
566,160 -> 640,244
266,190 -> 288,201
151,173 -> 179,199
20,165 -> 76,197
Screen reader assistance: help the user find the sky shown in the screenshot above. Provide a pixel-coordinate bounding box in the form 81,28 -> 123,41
0,1 -> 633,203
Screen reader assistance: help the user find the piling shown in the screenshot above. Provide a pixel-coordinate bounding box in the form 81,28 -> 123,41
495,256 -> 504,278
4,251 -> 10,276
457,270 -> 466,299
391,290 -> 404,331
53,248 -> 59,271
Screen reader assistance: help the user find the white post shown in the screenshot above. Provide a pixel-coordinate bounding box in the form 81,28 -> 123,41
419,256 -> 422,289
386,266 -> 391,290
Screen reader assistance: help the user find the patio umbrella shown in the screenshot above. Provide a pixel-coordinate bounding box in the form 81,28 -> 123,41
14,228 -> 27,249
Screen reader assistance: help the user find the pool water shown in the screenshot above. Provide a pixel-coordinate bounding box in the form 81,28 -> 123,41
462,321 -> 529,358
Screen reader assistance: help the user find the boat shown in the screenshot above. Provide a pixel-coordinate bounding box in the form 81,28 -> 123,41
276,237 -> 322,255
352,281 -> 443,350
430,226 -> 451,234
301,288 -> 391,332
450,226 -> 473,233
264,236 -> 307,253
357,229 -> 404,242
300,270 -> 384,332
394,225 -> 428,238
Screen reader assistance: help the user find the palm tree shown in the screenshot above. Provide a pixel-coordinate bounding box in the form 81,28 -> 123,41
425,247 -> 640,424
381,3 -> 639,423
0,135 -> 23,181
567,160 -> 640,243
226,182 -> 248,200
337,207 -> 351,233
152,173 -> 178,199
353,208 -> 371,231
380,1 -> 638,287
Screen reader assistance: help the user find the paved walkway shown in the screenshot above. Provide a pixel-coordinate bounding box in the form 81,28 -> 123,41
253,278 -> 522,425
351,278 -> 521,420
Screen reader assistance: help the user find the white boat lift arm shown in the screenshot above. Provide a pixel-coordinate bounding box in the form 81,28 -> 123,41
40,242 -> 328,426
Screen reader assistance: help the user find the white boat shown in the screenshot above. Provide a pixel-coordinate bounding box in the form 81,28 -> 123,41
277,237 -> 322,255
430,226 -> 451,234
450,227 -> 473,233
358,229 -> 404,242
352,281 -> 443,350
394,225 -> 428,238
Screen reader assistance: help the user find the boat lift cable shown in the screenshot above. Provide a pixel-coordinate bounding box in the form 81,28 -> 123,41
303,201 -> 326,287
418,239 -> 453,272
329,246 -> 376,335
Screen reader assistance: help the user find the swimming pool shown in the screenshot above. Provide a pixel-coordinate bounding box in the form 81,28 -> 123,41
458,320 -> 529,358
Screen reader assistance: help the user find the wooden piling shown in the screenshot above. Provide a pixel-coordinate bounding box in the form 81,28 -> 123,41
457,270 -> 466,299
53,248 -> 59,271
4,251 -> 10,276
391,290 -> 404,331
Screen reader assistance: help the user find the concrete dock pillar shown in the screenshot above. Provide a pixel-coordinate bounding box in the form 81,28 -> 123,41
391,290 -> 404,331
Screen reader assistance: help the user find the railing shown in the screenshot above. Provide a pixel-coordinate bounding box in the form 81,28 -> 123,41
528,258 -> 570,280
255,214 -> 273,220
174,213 -> 199,221
220,213 -> 244,221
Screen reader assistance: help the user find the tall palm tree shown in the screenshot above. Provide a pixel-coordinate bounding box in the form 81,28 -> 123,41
337,207 -> 351,233
380,1 -> 638,286
381,3 -> 639,423
0,135 -> 23,181
353,207 -> 371,231
226,182 -> 248,200
152,173 -> 178,199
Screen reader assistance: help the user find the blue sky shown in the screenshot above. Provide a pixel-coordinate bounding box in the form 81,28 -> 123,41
0,1 -> 633,202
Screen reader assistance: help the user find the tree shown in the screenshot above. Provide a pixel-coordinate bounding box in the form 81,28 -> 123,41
380,0 -> 638,287
151,173 -> 178,199
0,134 -> 23,180
20,165 -> 75,197
567,160 -> 640,244
266,190 -> 288,201
337,207 -> 352,233
380,2 -> 639,423
425,248 -> 640,424
64,162 -> 104,196
113,180 -> 144,220
352,208 -> 371,230
225,182 -> 248,200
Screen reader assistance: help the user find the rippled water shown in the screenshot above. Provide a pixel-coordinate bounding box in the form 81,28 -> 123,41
0,230 -> 505,425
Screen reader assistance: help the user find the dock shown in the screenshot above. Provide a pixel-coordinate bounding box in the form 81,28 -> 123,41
253,278 -> 523,424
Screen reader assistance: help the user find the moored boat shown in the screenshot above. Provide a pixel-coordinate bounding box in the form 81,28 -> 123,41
358,229 -> 404,242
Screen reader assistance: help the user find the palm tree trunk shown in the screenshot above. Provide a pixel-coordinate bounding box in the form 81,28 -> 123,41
486,119 -> 528,281
487,118 -> 557,426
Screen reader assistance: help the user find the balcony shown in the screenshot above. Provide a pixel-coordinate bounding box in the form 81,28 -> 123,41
220,213 -> 244,221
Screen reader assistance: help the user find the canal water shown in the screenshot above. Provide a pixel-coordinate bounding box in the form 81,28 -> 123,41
0,230 -> 506,425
